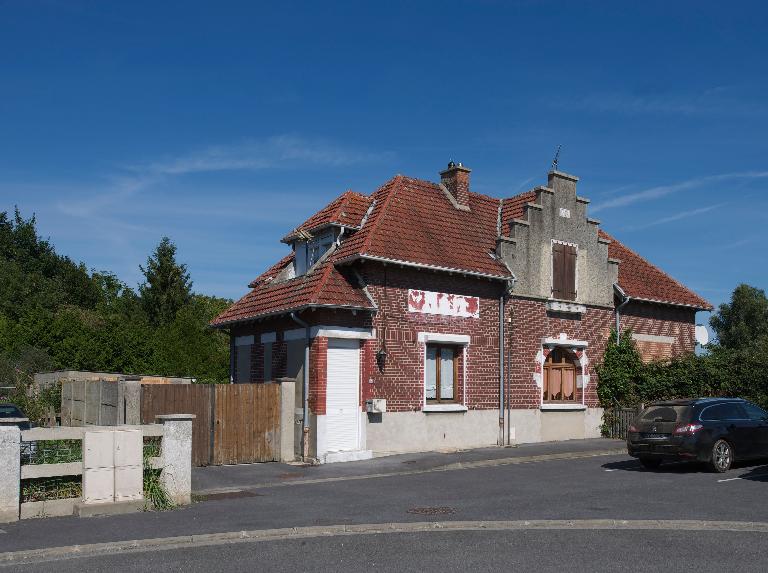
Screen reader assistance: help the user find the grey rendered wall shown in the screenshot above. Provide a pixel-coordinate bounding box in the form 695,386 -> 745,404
498,171 -> 618,307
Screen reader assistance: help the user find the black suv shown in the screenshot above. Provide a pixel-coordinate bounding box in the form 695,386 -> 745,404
627,398 -> 768,472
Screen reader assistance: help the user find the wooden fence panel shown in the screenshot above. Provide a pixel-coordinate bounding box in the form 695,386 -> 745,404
141,384 -> 213,466
213,384 -> 280,465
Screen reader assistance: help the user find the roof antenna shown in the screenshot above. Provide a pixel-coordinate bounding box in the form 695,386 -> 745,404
551,145 -> 562,171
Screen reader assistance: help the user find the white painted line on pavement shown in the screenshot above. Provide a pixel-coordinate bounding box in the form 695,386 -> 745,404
604,469 -> 617,472
717,477 -> 742,482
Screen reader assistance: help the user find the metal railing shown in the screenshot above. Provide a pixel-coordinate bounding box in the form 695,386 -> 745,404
603,405 -> 641,439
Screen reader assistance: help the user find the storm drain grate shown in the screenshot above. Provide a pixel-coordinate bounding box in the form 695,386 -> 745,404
407,506 -> 456,516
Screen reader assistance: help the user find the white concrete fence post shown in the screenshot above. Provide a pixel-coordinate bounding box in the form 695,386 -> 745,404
0,425 -> 21,523
156,414 -> 195,505
277,378 -> 296,462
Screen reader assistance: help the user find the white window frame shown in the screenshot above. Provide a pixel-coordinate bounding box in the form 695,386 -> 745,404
550,239 -> 579,302
419,332 -> 469,413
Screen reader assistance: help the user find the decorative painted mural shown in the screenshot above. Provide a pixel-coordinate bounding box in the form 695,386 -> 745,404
407,289 -> 480,318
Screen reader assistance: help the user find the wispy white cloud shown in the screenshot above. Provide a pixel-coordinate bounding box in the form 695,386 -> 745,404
134,135 -> 392,176
551,86 -> 767,117
623,204 -> 723,231
591,171 -> 768,213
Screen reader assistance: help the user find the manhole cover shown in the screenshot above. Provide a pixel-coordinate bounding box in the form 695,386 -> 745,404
406,506 -> 456,515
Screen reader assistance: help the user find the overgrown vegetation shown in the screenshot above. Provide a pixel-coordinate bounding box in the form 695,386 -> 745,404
597,284 -> 768,412
143,437 -> 174,511
0,209 -> 232,421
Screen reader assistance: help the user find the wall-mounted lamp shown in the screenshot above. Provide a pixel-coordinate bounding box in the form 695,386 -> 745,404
376,348 -> 388,372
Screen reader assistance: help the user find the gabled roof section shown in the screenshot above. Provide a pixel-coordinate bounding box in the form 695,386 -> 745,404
335,176 -> 510,279
599,230 -> 712,310
281,190 -> 372,243
210,253 -> 375,327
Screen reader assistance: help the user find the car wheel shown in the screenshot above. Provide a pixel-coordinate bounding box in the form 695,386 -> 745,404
639,457 -> 662,469
709,439 -> 733,473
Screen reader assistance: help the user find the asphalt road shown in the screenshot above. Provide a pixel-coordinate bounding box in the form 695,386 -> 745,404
8,529 -> 768,573
2,441 -> 768,571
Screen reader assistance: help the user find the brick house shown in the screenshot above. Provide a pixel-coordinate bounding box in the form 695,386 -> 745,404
211,163 -> 711,463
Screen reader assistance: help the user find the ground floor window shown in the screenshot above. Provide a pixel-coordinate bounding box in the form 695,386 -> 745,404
234,335 -> 254,383
543,347 -> 577,402
425,344 -> 458,403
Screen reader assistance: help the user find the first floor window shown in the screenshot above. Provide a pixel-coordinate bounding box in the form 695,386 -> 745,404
543,347 -> 577,402
425,344 -> 457,403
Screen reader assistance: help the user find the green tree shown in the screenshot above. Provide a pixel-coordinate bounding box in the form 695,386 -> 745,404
596,329 -> 644,406
139,237 -> 192,326
710,284 -> 768,349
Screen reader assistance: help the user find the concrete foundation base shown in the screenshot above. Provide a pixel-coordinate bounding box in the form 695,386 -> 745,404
322,449 -> 373,464
74,499 -> 144,518
364,407 -> 604,454
20,499 -> 76,519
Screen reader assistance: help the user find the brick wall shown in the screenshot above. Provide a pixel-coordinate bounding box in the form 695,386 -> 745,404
509,298 -> 614,409
619,301 -> 696,362
361,264 -> 504,412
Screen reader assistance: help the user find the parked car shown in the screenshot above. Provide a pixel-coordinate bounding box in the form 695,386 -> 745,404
627,398 -> 768,472
0,403 -> 32,430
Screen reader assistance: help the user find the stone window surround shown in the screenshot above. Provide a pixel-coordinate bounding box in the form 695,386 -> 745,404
418,333 -> 469,413
535,334 -> 590,411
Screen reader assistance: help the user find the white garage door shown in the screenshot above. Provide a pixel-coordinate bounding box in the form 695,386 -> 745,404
326,338 -> 361,453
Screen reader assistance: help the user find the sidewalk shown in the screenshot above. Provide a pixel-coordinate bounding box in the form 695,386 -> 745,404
193,438 -> 626,494
0,438 -> 626,556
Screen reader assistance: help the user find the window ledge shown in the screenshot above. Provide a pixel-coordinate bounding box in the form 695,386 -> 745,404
423,404 -> 468,413
541,403 -> 587,411
546,300 -> 586,315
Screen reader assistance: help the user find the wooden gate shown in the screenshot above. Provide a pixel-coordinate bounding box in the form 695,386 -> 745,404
141,384 -> 280,466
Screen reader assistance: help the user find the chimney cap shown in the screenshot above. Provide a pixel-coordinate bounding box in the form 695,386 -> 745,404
440,160 -> 471,176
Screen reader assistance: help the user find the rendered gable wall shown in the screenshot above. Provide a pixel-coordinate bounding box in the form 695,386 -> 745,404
499,171 -> 618,306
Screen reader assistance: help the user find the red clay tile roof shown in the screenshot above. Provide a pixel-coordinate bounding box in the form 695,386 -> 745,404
500,191 -> 710,309
282,190 -> 372,242
599,230 -> 712,310
212,175 -> 711,326
335,176 -> 510,278
500,191 -> 536,235
210,253 -> 375,327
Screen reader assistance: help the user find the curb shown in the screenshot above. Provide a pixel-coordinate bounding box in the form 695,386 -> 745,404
193,448 -> 628,496
2,518 -> 767,566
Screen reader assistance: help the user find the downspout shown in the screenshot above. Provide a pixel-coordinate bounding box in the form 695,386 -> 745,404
290,312 -> 311,462
228,330 -> 235,384
614,283 -> 630,344
498,290 -> 505,446
506,287 -> 514,446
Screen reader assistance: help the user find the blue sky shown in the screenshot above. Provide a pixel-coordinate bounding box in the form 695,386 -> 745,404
1,1 -> 766,322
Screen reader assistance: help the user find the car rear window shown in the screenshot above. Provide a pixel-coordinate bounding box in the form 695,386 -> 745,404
639,405 -> 689,423
0,405 -> 22,418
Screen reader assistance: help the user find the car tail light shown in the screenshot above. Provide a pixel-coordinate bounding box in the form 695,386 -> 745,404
628,424 -> 638,433
673,423 -> 703,435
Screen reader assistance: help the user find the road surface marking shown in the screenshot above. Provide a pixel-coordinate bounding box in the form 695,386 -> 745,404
717,477 -> 743,482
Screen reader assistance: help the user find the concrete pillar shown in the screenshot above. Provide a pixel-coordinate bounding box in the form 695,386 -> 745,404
277,378 -> 296,462
0,426 -> 21,523
156,414 -> 195,505
117,380 -> 142,425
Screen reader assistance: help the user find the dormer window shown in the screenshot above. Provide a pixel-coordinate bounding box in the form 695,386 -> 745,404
293,229 -> 336,276
552,240 -> 577,301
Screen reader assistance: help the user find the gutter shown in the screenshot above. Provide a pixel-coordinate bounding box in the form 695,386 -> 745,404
613,283 -> 631,344
290,312 -> 312,462
334,253 -> 510,281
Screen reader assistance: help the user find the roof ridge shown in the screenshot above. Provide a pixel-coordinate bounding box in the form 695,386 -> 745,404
359,175 -> 403,256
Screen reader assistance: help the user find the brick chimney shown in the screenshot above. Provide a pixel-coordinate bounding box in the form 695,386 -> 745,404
440,161 -> 471,211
